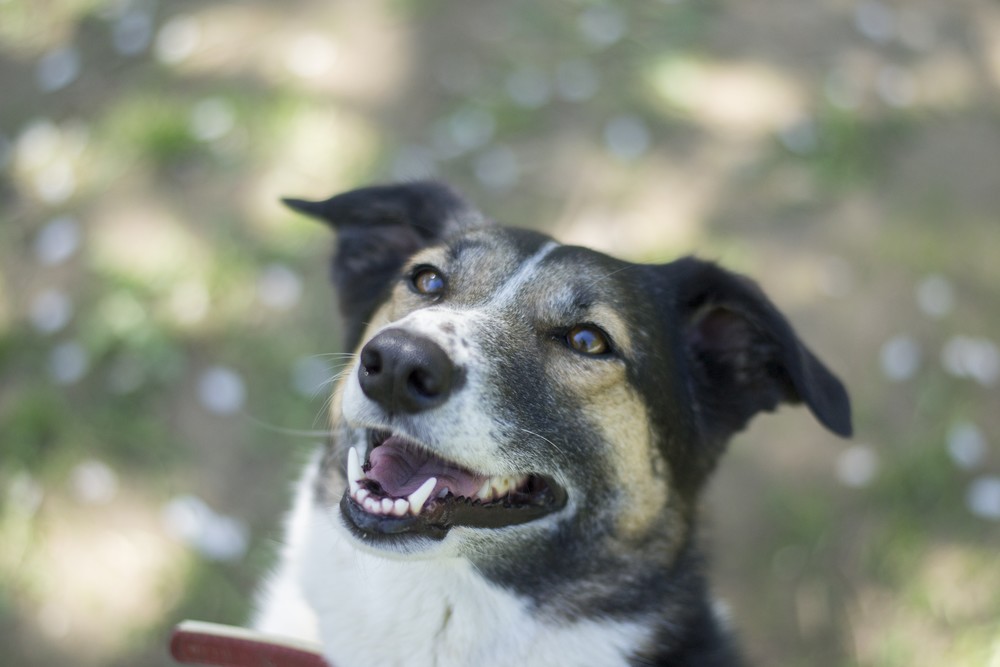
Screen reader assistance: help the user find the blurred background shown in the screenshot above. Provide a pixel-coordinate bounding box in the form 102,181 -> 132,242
1,0 -> 998,665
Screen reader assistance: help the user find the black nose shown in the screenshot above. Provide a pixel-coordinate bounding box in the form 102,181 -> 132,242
358,329 -> 458,414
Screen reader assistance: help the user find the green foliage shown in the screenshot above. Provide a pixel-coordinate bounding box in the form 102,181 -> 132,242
2,1 -> 999,666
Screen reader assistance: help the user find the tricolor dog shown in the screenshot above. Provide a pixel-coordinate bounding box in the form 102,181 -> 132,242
252,182 -> 852,666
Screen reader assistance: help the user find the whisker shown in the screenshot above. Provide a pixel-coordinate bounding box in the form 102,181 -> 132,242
242,413 -> 334,438
301,353 -> 357,371
313,390 -> 337,430
310,368 -> 353,400
517,427 -> 565,455
583,264 -> 638,291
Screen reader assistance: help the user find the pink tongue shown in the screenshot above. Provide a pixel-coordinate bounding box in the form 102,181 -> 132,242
366,437 -> 488,499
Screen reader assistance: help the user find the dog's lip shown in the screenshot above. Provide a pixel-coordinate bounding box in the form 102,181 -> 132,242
339,427 -> 567,539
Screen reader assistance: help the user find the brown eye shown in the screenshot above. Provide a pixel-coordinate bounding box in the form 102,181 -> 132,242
411,266 -> 446,296
566,324 -> 611,356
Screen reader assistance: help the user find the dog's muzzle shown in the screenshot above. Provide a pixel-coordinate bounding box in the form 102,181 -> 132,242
343,328 -> 566,543
358,329 -> 461,414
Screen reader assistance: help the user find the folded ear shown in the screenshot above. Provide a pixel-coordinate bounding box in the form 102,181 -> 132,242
665,257 -> 852,442
283,181 -> 490,349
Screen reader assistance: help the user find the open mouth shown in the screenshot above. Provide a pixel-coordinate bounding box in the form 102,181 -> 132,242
340,430 -> 567,540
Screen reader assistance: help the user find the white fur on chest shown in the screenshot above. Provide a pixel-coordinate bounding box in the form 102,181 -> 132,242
254,457 -> 650,667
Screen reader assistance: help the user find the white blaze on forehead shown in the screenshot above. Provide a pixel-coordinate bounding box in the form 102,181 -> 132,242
486,241 -> 560,309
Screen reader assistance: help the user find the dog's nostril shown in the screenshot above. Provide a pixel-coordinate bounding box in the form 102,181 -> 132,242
357,329 -> 459,414
408,368 -> 442,398
361,348 -> 382,376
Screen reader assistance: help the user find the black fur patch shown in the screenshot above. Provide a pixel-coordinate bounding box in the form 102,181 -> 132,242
665,257 -> 851,440
284,182 -> 491,348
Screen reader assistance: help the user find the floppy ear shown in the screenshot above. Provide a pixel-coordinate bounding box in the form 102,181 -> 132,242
665,257 -> 852,442
283,181 -> 490,349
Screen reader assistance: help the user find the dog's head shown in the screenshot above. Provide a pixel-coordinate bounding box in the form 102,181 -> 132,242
287,182 -> 850,607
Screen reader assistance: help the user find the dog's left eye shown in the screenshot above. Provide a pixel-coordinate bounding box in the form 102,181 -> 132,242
565,324 -> 612,356
410,266 -> 446,296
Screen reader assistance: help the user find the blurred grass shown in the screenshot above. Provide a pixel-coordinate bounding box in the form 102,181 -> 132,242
2,0 -> 1000,666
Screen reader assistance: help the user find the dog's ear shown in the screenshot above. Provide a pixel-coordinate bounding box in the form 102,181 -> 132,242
664,257 -> 852,442
283,181 -> 490,349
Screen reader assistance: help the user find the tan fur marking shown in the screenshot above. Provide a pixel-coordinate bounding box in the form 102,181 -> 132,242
546,359 -> 669,540
589,384 -> 670,539
577,303 -> 635,359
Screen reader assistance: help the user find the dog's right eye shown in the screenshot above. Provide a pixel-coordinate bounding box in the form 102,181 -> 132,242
410,266 -> 446,296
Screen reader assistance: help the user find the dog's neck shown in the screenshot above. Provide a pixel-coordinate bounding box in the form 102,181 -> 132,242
300,498 -> 654,667
254,455 -> 647,667
256,451 -> 741,667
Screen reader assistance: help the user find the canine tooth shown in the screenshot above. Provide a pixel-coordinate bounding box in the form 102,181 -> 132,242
392,499 -> 409,516
381,498 -> 394,513
407,477 -> 437,516
355,488 -> 370,503
476,480 -> 493,500
363,497 -> 380,513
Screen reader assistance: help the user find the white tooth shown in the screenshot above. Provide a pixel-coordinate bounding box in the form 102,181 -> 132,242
407,477 -> 437,516
347,447 -> 364,493
355,488 -> 370,503
363,497 -> 380,513
476,480 -> 493,501
492,477 -> 509,495
392,499 -> 409,516
381,498 -> 394,513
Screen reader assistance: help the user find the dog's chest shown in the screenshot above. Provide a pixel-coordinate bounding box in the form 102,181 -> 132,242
296,510 -> 649,667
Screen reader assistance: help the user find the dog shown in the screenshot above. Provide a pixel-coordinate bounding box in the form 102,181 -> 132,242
251,181 -> 852,667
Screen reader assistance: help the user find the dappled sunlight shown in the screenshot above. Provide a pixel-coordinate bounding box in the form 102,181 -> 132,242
0,0 -> 106,55
11,118 -> 89,207
556,154 -> 718,260
918,544 -> 1000,625
977,5 -> 1000,89
3,492 -> 190,663
912,49 -> 977,110
648,58 -> 805,137
152,5 -> 305,80
2,0 -> 999,665
848,543 -> 1000,667
752,249 -> 846,307
155,3 -> 412,103
90,198 -> 212,285
248,107 -> 380,238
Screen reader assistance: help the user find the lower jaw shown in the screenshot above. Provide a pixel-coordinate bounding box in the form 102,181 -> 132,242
340,493 -> 450,542
338,479 -> 569,546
